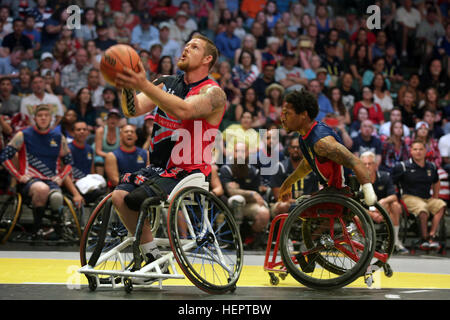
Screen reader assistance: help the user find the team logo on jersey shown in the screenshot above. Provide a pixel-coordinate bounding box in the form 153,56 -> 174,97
50,139 -> 58,147
87,152 -> 92,160
427,170 -> 431,177
137,155 -> 144,163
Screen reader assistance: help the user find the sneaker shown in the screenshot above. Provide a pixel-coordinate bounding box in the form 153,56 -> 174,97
145,252 -> 170,274
429,237 -> 440,250
132,252 -> 170,284
420,239 -> 430,250
395,244 -> 409,255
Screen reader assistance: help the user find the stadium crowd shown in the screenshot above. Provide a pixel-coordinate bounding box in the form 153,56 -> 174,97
0,0 -> 449,251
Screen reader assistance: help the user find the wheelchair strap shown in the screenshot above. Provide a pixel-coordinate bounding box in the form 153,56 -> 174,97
143,179 -> 168,200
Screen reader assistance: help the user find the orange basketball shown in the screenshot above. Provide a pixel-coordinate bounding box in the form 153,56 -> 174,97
100,44 -> 141,86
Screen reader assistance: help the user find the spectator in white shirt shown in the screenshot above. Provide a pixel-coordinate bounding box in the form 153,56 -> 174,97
20,74 -> 64,128
395,0 -> 422,57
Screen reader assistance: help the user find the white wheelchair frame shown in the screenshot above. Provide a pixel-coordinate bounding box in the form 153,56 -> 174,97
78,173 -> 238,292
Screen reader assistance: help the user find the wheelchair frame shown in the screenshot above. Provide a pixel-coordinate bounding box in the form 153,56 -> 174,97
0,191 -> 81,244
78,173 -> 244,294
264,188 -> 395,289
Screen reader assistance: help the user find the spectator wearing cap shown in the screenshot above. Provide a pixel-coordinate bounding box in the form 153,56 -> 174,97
94,21 -> 118,52
263,83 -> 284,126
297,36 -> 314,70
1,18 -> 33,55
74,8 -> 97,45
20,74 -> 64,129
61,48 -> 92,101
148,22 -> 181,63
409,120 -> 442,168
321,40 -> 342,83
93,108 -> 122,176
215,18 -> 241,62
168,10 -> 193,50
95,87 -> 124,127
0,46 -> 24,85
130,12 -> 159,52
275,52 -> 308,93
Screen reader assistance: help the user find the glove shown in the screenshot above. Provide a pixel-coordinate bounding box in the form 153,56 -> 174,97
361,183 -> 377,206
120,88 -> 137,117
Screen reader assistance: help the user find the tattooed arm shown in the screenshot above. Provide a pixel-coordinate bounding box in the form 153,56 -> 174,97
137,82 -> 226,124
313,136 -> 370,185
0,131 -> 26,182
314,135 -> 377,205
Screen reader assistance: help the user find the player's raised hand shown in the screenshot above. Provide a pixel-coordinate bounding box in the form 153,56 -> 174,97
116,60 -> 147,92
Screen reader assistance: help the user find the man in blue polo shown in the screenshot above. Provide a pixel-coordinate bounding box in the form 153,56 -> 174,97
392,140 -> 446,250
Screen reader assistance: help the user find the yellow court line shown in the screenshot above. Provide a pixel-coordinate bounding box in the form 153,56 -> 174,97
1,258 -> 450,289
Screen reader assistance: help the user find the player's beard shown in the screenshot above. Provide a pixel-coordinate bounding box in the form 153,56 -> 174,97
177,59 -> 189,71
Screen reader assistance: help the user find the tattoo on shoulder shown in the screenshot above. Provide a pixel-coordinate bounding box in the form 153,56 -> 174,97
8,132 -> 23,149
314,136 -> 357,169
203,85 -> 226,111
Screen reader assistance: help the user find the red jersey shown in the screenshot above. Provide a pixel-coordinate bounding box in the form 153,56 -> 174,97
163,78 -> 224,177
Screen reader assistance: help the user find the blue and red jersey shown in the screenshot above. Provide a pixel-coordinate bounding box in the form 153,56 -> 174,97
299,121 -> 346,189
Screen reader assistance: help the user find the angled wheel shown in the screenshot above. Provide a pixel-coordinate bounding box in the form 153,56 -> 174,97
60,196 -> 82,243
280,193 -> 376,290
367,201 -> 395,270
167,186 -> 243,294
0,193 -> 22,244
80,193 -> 133,284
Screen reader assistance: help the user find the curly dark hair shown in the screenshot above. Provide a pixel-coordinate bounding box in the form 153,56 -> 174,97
284,89 -> 318,120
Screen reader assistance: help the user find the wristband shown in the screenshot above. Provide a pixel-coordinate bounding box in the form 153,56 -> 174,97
362,183 -> 377,206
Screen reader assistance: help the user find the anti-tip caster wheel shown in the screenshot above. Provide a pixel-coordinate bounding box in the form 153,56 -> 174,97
124,278 -> 133,293
87,276 -> 97,292
269,273 -> 279,285
383,263 -> 393,277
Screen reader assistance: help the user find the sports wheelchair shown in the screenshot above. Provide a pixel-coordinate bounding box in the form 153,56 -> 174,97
0,188 -> 81,245
78,173 -> 244,294
264,186 -> 394,290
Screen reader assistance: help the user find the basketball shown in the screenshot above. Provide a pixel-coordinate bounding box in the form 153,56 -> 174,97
100,44 -> 141,86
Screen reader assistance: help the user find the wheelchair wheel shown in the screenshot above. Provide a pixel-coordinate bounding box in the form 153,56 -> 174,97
167,186 -> 243,294
0,193 -> 22,244
80,193 -> 133,284
280,193 -> 376,290
368,202 -> 395,271
60,196 -> 82,243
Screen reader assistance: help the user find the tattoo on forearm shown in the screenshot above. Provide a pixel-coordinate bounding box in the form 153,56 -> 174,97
8,132 -> 23,149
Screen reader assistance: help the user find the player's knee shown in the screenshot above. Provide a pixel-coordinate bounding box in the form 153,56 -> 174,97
48,191 -> 63,211
124,187 -> 149,212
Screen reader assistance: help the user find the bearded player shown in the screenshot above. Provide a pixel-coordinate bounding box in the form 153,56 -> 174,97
112,35 -> 226,267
